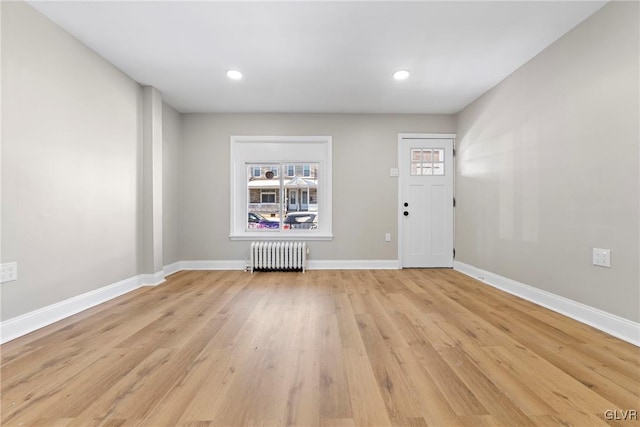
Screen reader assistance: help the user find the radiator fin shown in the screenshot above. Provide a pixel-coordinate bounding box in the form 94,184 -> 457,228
250,241 -> 307,273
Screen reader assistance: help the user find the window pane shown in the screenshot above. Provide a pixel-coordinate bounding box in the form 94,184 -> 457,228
284,163 -> 318,231
411,149 -> 421,162
247,164 -> 280,230
246,162 -> 320,232
433,163 -> 445,175
422,163 -> 433,175
422,149 -> 432,162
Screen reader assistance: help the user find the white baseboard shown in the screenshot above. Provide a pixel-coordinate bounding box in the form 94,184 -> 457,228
163,261 -> 183,276
177,259 -> 401,271
453,261 -> 640,347
307,259 -> 401,270
181,260 -> 247,270
164,259 -> 400,276
140,270 -> 166,286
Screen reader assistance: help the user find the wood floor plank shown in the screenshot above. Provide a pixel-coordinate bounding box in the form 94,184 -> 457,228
485,346 -> 617,425
1,269 -> 637,427
137,347 -> 231,427
318,313 -> 353,420
386,292 -> 457,349
1,345 -> 107,419
454,344 -> 558,417
392,347 -> 463,426
3,347 -> 151,425
319,418 -> 356,427
406,337 -> 489,417
342,348 -> 393,427
355,313 -> 423,423
360,292 -> 410,350
437,346 -> 535,426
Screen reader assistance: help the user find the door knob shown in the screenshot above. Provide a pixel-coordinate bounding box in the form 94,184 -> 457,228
403,211 -> 409,216
404,202 -> 409,207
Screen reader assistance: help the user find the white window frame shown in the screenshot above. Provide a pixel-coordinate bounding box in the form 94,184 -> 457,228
230,135 -> 333,240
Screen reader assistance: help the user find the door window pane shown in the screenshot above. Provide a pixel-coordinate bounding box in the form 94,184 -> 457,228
411,149 -> 422,162
410,148 -> 445,176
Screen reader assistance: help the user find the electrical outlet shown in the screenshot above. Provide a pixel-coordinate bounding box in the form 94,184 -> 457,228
592,248 -> 611,268
0,262 -> 18,283
385,233 -> 391,242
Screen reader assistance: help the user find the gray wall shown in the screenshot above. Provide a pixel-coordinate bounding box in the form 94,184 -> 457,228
455,1 -> 639,322
163,102 -> 183,265
181,114 -> 455,261
1,2 -> 143,320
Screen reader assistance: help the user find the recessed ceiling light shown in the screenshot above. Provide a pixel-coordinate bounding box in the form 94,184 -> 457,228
226,69 -> 243,80
393,70 -> 410,80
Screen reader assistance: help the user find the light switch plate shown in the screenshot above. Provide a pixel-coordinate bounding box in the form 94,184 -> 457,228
0,262 -> 18,283
592,248 -> 611,268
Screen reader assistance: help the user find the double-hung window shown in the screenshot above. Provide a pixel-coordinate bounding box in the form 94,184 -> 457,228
230,136 -> 332,240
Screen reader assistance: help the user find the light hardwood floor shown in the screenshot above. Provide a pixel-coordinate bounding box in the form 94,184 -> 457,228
1,269 -> 638,426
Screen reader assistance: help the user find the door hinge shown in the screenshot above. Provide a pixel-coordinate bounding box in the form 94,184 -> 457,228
453,248 -> 456,258
453,148 -> 456,157
453,197 -> 456,207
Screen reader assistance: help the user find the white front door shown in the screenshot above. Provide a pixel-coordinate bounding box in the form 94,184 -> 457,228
400,135 -> 454,268
288,189 -> 298,211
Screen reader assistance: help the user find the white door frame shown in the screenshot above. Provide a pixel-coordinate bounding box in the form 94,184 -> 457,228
397,133 -> 456,268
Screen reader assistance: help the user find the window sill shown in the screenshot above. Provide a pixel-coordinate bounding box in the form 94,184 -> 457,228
229,233 -> 333,241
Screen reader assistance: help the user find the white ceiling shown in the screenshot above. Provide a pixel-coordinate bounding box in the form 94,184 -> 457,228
28,1 -> 607,114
